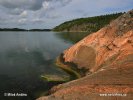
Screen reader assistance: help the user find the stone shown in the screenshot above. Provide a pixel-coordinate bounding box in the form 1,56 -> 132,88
37,10 -> 133,100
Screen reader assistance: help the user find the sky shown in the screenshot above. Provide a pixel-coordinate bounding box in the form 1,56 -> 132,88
0,0 -> 132,29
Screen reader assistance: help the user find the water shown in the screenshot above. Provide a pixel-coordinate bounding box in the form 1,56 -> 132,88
0,31 -> 73,100
55,32 -> 89,44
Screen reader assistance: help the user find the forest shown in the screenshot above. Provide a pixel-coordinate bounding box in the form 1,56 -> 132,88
53,12 -> 123,32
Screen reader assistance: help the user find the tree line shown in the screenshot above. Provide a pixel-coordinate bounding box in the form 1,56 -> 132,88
53,12 -> 123,32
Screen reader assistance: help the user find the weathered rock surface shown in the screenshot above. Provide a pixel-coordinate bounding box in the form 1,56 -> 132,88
37,10 -> 133,100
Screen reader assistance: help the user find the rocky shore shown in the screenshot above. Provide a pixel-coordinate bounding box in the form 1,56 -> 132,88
37,10 -> 133,100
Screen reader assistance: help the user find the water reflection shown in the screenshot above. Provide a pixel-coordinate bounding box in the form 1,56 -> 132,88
0,32 -> 72,100
55,32 -> 90,43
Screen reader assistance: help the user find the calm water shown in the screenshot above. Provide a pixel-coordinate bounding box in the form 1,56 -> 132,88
0,31 -> 73,100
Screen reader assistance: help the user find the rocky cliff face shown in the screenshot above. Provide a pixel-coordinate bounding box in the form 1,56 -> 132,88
63,10 -> 133,73
37,10 -> 133,100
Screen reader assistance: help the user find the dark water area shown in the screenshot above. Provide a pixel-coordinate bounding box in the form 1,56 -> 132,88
55,32 -> 89,44
0,31 -> 73,100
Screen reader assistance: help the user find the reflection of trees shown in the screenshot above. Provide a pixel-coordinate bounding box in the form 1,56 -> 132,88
55,32 -> 90,44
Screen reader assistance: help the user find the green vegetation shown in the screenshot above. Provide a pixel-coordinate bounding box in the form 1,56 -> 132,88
56,56 -> 81,79
41,52 -> 87,82
55,54 -> 88,80
0,28 -> 27,31
0,28 -> 51,31
41,74 -> 69,82
53,12 -> 123,32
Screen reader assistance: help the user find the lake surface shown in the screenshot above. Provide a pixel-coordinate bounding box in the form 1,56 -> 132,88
0,31 -> 73,100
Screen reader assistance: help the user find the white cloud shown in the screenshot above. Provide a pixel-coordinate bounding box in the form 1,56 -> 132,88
18,18 -> 27,23
0,0 -> 132,29
43,1 -> 49,10
20,11 -> 28,17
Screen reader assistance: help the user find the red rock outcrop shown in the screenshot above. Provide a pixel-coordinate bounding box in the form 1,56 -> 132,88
37,10 -> 133,100
63,10 -> 133,73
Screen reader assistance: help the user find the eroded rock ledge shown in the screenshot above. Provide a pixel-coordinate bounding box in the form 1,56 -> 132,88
37,10 -> 133,100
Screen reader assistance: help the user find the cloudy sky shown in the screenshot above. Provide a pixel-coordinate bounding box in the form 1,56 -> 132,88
0,0 -> 132,29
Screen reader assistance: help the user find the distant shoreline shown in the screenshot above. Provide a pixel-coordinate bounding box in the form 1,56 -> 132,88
0,28 -> 52,32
